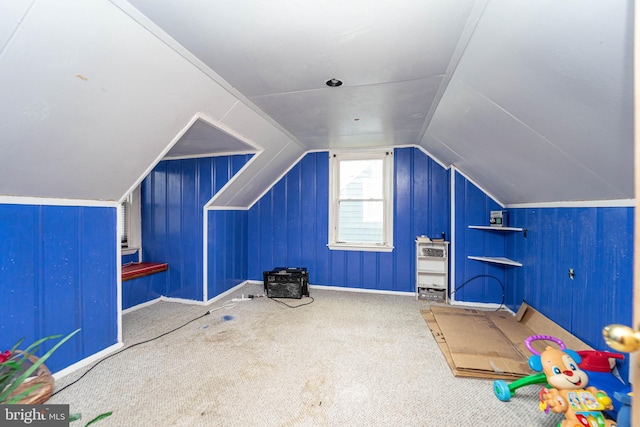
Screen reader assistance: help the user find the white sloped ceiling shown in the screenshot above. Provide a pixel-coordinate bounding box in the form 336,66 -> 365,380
422,0 -> 633,204
0,0 -> 302,203
0,0 -> 633,206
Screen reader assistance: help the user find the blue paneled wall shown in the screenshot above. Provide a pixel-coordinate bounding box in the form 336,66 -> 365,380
1,149 -> 633,382
508,207 -> 633,369
0,204 -> 117,373
453,170 -> 510,304
141,155 -> 251,301
453,171 -> 633,382
247,148 -> 450,291
207,210 -> 248,299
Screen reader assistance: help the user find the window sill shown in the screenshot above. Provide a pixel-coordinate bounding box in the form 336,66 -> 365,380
327,243 -> 394,253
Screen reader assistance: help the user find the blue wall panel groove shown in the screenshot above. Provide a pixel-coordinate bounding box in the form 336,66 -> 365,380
248,148 -> 450,291
454,173 -> 633,383
142,154 -> 251,302
208,210 -> 248,298
453,171 -> 506,304
507,207 -> 633,382
0,204 -> 117,373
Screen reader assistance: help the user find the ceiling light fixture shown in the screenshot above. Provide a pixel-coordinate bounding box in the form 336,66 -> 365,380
325,78 -> 343,87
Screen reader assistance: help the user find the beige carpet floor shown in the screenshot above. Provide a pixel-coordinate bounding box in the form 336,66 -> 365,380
49,283 -> 562,426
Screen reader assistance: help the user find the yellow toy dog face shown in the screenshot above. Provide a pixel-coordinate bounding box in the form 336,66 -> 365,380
533,346 -> 589,390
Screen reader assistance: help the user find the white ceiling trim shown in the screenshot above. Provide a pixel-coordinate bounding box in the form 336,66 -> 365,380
205,142 -> 303,210
120,113 -> 198,203
410,144 -> 450,171
418,0 -> 489,140
452,165 -> 505,209
506,199 -> 636,209
119,112 -> 264,203
0,195 -> 118,208
0,1 -> 36,59
163,150 -> 257,161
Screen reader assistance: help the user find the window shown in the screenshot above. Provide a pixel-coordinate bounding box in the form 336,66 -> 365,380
119,185 -> 141,255
328,150 -> 394,251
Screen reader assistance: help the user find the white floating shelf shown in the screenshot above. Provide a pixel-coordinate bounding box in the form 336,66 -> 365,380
467,256 -> 523,267
468,225 -> 523,232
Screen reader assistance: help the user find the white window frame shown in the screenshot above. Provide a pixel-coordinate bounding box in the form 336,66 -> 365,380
119,185 -> 142,256
328,149 -> 394,252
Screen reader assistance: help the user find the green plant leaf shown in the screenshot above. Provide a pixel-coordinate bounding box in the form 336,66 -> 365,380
3,383 -> 44,404
85,412 -> 112,426
1,360 -> 23,373
0,329 -> 80,403
69,413 -> 82,422
21,334 -> 63,357
9,338 -> 25,353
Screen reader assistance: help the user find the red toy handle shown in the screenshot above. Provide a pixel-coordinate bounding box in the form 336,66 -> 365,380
525,334 -> 566,355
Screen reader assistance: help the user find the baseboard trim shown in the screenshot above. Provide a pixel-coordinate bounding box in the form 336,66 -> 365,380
308,284 -> 415,297
52,341 -> 124,380
122,297 -> 162,314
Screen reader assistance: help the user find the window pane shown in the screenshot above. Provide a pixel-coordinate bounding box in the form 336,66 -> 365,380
338,200 -> 383,243
339,159 -> 383,199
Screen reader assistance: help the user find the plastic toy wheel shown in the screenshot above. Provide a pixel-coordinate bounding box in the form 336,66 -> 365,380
493,380 -> 512,402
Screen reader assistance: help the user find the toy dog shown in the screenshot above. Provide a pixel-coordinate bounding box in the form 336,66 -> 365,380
529,345 -> 616,427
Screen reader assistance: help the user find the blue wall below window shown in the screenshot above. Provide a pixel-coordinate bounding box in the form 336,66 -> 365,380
141,155 -> 251,302
0,204 -> 117,373
247,148 -> 450,291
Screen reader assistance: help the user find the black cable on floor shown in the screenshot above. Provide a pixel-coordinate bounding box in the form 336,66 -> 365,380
269,296 -> 314,308
51,311 -> 211,397
450,274 -> 505,311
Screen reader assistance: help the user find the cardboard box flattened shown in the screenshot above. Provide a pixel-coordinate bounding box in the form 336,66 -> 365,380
423,302 -> 591,380
430,307 -> 529,377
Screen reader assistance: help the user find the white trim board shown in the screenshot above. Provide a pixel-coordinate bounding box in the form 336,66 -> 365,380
413,144 -> 450,170
447,300 -> 515,314
0,196 -> 118,208
121,297 -> 162,315
449,167 -> 457,305
506,199 -> 635,208
204,281 -> 249,305
308,284 -> 414,297
204,150 -> 265,210
52,342 -> 124,381
452,166 -> 505,208
163,149 -> 256,161
120,112 -> 263,204
246,280 -> 415,297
